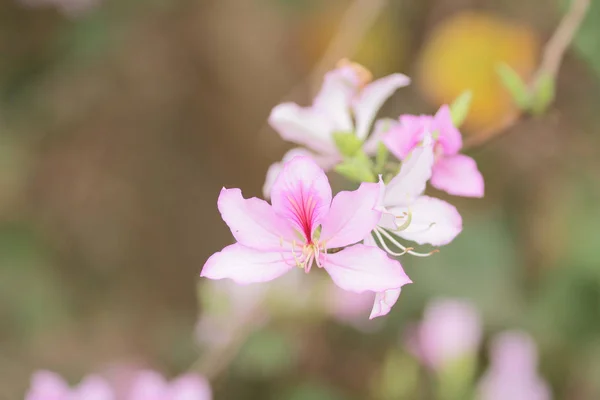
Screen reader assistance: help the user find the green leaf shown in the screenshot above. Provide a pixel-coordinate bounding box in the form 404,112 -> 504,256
334,151 -> 376,183
332,131 -> 363,157
496,63 -> 531,110
449,90 -> 473,127
235,329 -> 296,378
530,72 -> 555,115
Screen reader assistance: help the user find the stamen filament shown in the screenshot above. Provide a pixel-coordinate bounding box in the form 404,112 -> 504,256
376,227 -> 439,257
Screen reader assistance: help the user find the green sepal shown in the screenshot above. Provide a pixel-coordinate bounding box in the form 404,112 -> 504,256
332,131 -> 363,157
530,72 -> 555,115
374,141 -> 389,174
334,151 -> 376,183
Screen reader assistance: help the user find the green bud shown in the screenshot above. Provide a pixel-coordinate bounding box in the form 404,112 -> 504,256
496,63 -> 531,110
530,72 -> 555,115
449,90 -> 473,127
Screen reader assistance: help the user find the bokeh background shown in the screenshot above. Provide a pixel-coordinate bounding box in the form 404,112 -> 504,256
2,0 -> 600,398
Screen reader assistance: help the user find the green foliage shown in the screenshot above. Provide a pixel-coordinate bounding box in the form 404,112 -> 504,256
449,90 -> 473,127
371,349 -> 419,400
235,329 -> 297,378
566,0 -> 600,76
284,382 -> 345,400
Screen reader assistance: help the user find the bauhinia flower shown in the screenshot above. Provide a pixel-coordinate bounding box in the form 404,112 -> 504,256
367,135 -> 463,319
264,60 -> 410,198
127,370 -> 212,400
201,156 -> 411,302
477,331 -> 551,400
26,370 -> 115,400
383,105 -> 484,198
406,298 -> 482,371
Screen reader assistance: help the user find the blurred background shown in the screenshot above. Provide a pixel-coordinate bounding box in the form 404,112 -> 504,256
1,0 -> 600,398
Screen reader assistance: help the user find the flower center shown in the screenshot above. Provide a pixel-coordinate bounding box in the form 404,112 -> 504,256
291,240 -> 325,273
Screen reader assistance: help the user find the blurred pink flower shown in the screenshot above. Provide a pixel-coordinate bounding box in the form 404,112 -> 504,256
26,370 -> 114,400
127,371 -> 211,400
201,156 -> 410,303
384,105 -> 484,198
407,298 -> 482,371
366,136 -> 462,319
325,282 -> 378,330
477,331 -> 552,400
264,61 -> 409,198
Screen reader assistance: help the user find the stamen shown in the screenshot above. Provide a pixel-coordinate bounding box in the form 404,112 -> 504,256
395,210 -> 413,231
376,227 -> 439,257
373,229 -> 412,257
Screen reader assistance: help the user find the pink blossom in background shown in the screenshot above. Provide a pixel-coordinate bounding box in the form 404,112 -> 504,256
26,370 -> 114,400
477,331 -> 552,400
407,298 -> 482,371
201,156 -> 411,306
127,371 -> 211,400
264,61 -> 410,198
384,105 -> 484,198
324,282 -> 380,331
18,0 -> 101,17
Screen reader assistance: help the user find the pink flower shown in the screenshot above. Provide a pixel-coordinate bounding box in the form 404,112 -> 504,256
407,298 -> 482,371
127,371 -> 211,400
201,156 -> 411,302
367,136 -> 462,319
384,105 -> 484,198
477,331 -> 551,400
264,61 -> 410,198
26,371 -> 115,400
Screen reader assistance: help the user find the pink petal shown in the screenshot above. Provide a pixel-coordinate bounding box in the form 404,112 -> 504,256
201,244 -> 294,284
323,244 -> 411,293
73,376 -> 115,400
431,154 -> 485,198
353,73 -> 410,140
269,103 -> 338,156
363,118 -> 398,155
417,299 -> 482,371
320,182 -> 381,248
389,196 -> 462,246
313,66 -> 357,133
383,114 -> 430,160
217,188 -> 294,251
384,134 -> 434,207
26,371 -> 70,400
127,371 -> 167,400
169,374 -> 212,400
433,105 -> 462,155
270,156 -> 332,240
369,288 -> 402,319
263,148 -> 339,199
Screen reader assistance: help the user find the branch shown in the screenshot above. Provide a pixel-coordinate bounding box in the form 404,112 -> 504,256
463,0 -> 590,150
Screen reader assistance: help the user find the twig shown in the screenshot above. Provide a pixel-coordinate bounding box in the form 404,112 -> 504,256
463,0 -> 590,150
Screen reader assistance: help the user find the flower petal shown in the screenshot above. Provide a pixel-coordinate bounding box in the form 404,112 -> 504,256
201,244 -> 294,284
170,374 -> 212,400
431,154 -> 485,198
323,244 -> 411,293
320,182 -> 381,248
383,114 -> 430,160
263,148 -> 339,199
218,188 -> 294,251
271,156 -> 332,240
26,371 -> 70,400
269,103 -> 338,155
353,73 -> 410,140
390,196 -> 462,246
433,105 -> 462,155
370,288 -> 402,319
363,118 -> 398,155
313,66 -> 357,132
74,376 -> 115,400
384,134 -> 434,207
